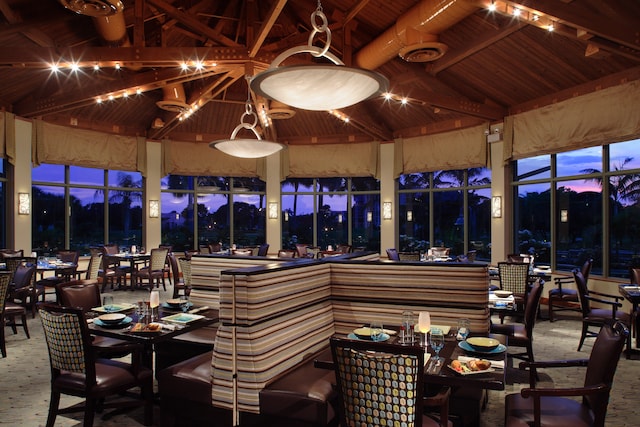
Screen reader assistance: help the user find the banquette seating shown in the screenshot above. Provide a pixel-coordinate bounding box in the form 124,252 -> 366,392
157,253 -> 490,427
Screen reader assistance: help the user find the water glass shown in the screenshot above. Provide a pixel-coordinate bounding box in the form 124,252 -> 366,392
179,295 -> 190,313
457,318 -> 470,341
136,301 -> 149,324
400,311 -> 416,344
102,295 -> 115,313
370,322 -> 384,342
430,328 -> 445,365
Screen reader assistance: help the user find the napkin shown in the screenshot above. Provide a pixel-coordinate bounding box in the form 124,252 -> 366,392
189,306 -> 210,314
458,355 -> 504,369
383,329 -> 397,336
86,318 -> 94,324
424,352 -> 431,366
158,323 -> 177,331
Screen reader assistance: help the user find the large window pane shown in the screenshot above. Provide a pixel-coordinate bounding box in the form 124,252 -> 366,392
70,166 -> 103,185
514,155 -> 550,181
610,139 -> 640,171
282,194 -> 313,248
556,180 -> 602,274
233,193 -> 265,247
161,191 -> 194,251
557,146 -> 601,177
317,193 -> 347,249
468,188 -> 491,261
352,194 -> 380,251
399,192 -> 429,252
514,183 -> 551,264
33,185 -> 66,254
399,173 -> 429,190
433,190 -> 463,254
70,187 -> 104,253
197,194 -> 229,247
33,164 -> 64,183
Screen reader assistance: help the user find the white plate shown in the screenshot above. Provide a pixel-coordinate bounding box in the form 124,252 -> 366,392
448,363 -> 495,375
347,332 -> 391,342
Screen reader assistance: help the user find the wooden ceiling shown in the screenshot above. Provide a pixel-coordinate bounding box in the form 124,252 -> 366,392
0,0 -> 638,146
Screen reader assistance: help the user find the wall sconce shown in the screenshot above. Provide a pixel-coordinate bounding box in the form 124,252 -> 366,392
366,211 -> 373,223
382,202 -> 392,220
18,193 -> 30,215
491,196 -> 502,218
560,209 -> 569,223
268,202 -> 279,219
149,200 -> 160,218
284,211 -> 289,222
407,210 -> 413,222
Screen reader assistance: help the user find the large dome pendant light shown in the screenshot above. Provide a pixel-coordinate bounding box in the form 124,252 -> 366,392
250,0 -> 389,111
210,78 -> 286,159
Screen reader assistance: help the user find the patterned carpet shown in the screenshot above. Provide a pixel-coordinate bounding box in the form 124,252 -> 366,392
1,288 -> 638,427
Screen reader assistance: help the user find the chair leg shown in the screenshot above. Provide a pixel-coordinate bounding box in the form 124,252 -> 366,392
84,398 -> 96,427
21,313 -> 30,339
578,323 -> 589,351
548,297 -> 555,322
46,390 -> 60,427
1,321 -> 6,357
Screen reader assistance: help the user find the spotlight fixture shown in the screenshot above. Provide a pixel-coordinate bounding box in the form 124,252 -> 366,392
210,78 -> 286,159
250,0 -> 388,111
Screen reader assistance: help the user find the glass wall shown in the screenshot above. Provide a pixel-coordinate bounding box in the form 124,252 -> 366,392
160,175 -> 265,251
281,177 -> 380,251
398,168 -> 491,260
32,164 -> 143,254
513,139 -> 640,277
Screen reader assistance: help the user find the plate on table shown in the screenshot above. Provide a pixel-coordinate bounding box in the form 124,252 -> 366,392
458,340 -> 506,355
448,359 -> 495,375
161,301 -> 194,310
94,316 -> 133,328
347,332 -> 391,342
162,313 -> 205,324
494,290 -> 513,298
93,303 -> 136,313
128,322 -> 163,334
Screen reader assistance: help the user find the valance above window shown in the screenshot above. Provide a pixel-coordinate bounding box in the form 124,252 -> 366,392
394,124 -> 489,177
505,80 -> 640,162
283,141 -> 380,179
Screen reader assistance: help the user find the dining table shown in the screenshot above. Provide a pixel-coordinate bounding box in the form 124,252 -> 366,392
88,301 -> 219,371
618,284 -> 640,358
111,252 -> 151,290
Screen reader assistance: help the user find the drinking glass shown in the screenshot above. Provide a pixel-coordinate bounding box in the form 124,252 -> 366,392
457,318 -> 470,341
401,311 -> 415,344
102,295 -> 115,313
417,311 -> 431,347
370,322 -> 384,342
149,290 -> 160,321
136,301 -> 148,324
179,295 -> 190,313
430,328 -> 445,365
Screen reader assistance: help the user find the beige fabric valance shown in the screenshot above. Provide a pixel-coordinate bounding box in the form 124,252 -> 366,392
506,80 -> 640,161
283,141 -> 380,179
1,112 -> 14,164
395,124 -> 488,177
33,120 -> 142,172
162,139 -> 263,179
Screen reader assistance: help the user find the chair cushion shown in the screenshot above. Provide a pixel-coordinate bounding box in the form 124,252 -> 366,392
54,359 -> 152,397
491,323 -> 528,344
157,351 -> 213,405
505,393 -> 594,427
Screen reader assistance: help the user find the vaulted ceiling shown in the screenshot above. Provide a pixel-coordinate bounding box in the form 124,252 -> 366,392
0,0 -> 638,146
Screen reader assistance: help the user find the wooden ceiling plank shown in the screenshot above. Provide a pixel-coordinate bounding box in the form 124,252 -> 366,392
133,0 -> 145,47
431,21 -> 526,75
146,0 -> 242,48
501,0 -> 640,51
248,0 -> 288,58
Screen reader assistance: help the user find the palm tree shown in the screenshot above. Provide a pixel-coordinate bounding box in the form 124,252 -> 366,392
581,157 -> 640,207
94,172 -> 142,241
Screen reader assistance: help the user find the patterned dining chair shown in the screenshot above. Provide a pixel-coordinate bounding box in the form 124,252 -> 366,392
132,247 -> 170,291
497,261 -> 530,324
331,337 -> 451,427
38,303 -> 153,427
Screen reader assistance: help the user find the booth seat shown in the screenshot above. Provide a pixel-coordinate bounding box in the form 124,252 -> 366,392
158,255 -> 489,427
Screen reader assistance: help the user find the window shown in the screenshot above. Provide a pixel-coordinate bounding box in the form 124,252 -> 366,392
398,168 -> 491,259
281,177 -> 380,251
161,175 -> 266,251
513,139 -> 640,278
32,164 -> 143,254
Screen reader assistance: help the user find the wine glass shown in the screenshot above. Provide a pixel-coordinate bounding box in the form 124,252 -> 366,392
417,311 -> 431,347
370,322 -> 384,342
149,290 -> 160,321
430,328 -> 445,365
457,318 -> 470,341
102,295 -> 115,313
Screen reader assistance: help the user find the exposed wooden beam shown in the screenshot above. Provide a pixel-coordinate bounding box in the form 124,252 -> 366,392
146,0 -> 242,48
248,0 -> 288,58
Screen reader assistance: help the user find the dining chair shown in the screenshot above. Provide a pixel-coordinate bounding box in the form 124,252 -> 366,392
231,248 -> 253,256
8,262 -> 40,318
491,279 -> 544,377
331,336 -> 451,427
132,247 -> 170,290
574,269 -> 630,352
0,271 -> 14,357
257,243 -> 269,257
208,243 -> 222,253
175,257 -> 192,298
548,258 -> 592,322
497,261 -> 530,324
98,245 -> 128,292
76,251 -> 102,281
504,320 -> 628,427
399,251 -> 421,261
277,249 -> 295,258
386,248 -> 400,261
55,280 -> 133,357
37,249 -> 80,302
295,243 -> 314,258
336,244 -> 352,254
159,244 -> 173,286
38,303 -> 153,427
